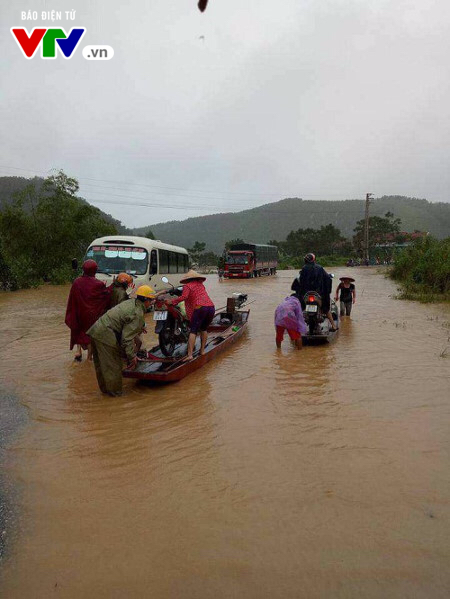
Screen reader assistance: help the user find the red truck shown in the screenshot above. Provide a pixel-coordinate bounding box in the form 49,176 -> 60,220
224,243 -> 278,279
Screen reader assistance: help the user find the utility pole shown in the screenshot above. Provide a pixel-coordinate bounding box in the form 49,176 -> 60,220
364,192 -> 373,263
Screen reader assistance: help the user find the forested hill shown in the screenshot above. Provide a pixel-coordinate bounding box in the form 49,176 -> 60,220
0,176 -> 128,233
135,196 -> 450,253
2,178 -> 449,254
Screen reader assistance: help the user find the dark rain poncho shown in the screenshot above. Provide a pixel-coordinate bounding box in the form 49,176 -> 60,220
65,274 -> 111,349
291,263 -> 332,312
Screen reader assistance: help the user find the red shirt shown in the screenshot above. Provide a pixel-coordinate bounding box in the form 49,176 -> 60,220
172,281 -> 214,320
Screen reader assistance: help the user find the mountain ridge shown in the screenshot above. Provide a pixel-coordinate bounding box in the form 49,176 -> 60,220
134,196 -> 450,253
1,177 -> 448,254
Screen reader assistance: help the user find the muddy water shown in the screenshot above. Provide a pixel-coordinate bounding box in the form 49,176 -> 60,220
0,269 -> 450,598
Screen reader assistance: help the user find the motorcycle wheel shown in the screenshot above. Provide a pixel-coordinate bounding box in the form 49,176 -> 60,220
159,317 -> 176,356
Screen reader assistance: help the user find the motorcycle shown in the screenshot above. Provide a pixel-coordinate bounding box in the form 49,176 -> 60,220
153,276 -> 190,356
303,291 -> 339,340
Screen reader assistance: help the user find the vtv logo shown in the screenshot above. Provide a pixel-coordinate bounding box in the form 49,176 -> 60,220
11,27 -> 86,59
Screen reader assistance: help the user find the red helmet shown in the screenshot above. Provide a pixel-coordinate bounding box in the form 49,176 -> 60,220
82,259 -> 98,275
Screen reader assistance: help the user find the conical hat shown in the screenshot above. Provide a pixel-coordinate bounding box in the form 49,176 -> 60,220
339,276 -> 355,282
180,269 -> 206,283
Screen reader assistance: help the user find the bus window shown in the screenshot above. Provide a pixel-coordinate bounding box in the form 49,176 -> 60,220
159,250 -> 168,274
182,254 -> 189,272
168,251 -> 177,274
150,249 -> 158,275
87,245 -> 148,275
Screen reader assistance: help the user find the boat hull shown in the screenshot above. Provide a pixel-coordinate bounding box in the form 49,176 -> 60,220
123,310 -> 249,383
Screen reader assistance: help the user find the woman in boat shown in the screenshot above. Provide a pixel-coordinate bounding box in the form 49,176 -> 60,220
168,270 -> 215,361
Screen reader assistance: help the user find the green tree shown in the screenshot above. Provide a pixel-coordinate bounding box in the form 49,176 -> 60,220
146,229 -> 155,239
187,241 -> 206,264
0,170 -> 117,288
353,212 -> 401,253
280,224 -> 346,258
197,251 -> 219,267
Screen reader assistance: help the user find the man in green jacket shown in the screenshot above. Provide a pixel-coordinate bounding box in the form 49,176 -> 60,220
110,272 -> 133,308
87,285 -> 155,396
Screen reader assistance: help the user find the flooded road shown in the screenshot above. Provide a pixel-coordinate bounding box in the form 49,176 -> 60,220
0,269 -> 450,598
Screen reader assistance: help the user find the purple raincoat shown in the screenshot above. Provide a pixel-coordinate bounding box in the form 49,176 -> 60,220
274,296 -> 307,335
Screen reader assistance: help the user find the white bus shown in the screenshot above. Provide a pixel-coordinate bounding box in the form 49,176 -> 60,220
84,236 -> 190,292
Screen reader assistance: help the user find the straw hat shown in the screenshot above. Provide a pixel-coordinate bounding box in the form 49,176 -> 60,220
339,276 -> 355,282
180,269 -> 206,283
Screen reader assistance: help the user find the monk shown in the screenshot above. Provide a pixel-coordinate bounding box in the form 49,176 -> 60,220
65,259 -> 111,362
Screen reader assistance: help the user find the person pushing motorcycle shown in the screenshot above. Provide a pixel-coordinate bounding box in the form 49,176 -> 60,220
166,270 -> 215,361
87,285 -> 156,396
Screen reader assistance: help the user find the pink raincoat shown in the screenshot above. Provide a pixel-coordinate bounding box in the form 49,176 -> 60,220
274,296 -> 307,334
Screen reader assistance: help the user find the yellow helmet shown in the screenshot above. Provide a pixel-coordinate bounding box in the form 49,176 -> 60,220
136,285 -> 155,299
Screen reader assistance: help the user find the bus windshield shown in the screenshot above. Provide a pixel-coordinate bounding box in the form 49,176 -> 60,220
85,245 -> 148,275
226,254 -> 249,265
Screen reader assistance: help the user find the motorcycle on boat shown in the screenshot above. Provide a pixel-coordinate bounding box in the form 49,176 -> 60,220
153,279 -> 250,357
153,277 -> 190,356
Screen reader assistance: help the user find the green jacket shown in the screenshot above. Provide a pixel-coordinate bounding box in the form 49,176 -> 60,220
87,299 -> 145,361
110,283 -> 128,308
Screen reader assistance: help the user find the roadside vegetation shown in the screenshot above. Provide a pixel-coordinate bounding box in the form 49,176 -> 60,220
0,171 -> 116,290
389,236 -> 450,302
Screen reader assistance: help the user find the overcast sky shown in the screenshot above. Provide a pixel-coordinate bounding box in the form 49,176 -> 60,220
1,0 -> 450,227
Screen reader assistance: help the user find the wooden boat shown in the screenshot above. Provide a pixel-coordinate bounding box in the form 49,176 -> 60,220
123,309 -> 249,383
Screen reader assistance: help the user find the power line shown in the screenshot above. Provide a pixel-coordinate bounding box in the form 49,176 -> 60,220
0,164 -> 363,201
87,196 -> 366,216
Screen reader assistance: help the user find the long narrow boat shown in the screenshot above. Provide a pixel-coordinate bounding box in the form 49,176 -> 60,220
123,309 -> 249,383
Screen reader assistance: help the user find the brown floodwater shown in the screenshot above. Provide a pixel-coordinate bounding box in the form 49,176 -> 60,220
0,269 -> 450,598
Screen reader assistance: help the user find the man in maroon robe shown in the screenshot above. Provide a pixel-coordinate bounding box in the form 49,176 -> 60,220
65,260 -> 111,361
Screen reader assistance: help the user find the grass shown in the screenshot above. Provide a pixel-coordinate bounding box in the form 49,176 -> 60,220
389,236 -> 450,303
394,285 -> 450,303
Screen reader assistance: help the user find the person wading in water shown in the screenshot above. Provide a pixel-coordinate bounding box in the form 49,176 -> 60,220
274,295 -> 307,350
110,272 -> 133,308
65,259 -> 112,362
335,276 -> 356,317
87,285 -> 156,396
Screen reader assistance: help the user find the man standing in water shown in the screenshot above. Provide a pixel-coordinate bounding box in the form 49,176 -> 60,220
87,285 -> 156,396
291,253 -> 337,331
65,259 -> 111,362
110,272 -> 133,308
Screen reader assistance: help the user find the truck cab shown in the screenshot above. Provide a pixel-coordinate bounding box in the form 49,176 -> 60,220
224,251 -> 254,278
